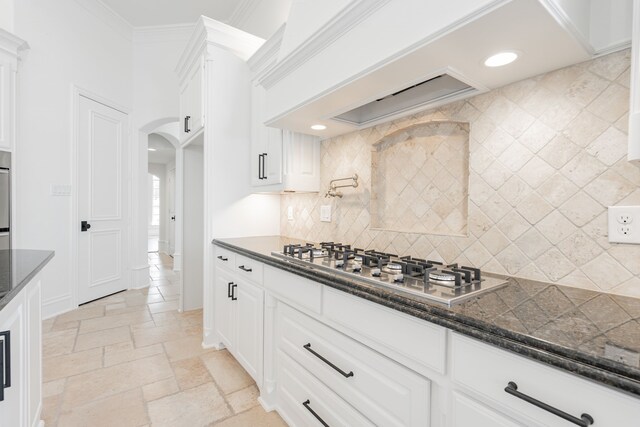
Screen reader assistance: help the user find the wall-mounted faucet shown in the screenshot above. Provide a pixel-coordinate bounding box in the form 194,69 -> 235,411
325,174 -> 358,198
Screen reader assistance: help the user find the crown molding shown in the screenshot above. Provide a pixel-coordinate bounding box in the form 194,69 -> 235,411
248,23 -> 285,76
73,0 -> 133,41
227,0 -> 261,28
133,24 -> 195,44
259,0 -> 390,89
176,16 -> 264,79
0,28 -> 29,59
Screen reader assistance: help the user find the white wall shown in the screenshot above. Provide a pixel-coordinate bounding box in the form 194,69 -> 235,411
0,0 -> 14,32
130,26 -> 191,287
182,142 -> 203,311
165,158 -> 176,255
14,0 -> 133,318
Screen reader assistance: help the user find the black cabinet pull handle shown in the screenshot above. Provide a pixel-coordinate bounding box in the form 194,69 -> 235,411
258,154 -> 264,180
304,343 -> 354,378
238,265 -> 252,272
217,256 -> 228,261
231,283 -> 237,301
81,221 -> 91,232
227,282 -> 233,298
261,152 -> 267,180
0,331 -> 10,402
505,382 -> 593,426
302,400 -> 329,427
185,116 -> 191,133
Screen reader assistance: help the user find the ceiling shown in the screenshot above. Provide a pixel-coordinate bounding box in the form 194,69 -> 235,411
148,134 -> 175,164
101,0 -> 292,39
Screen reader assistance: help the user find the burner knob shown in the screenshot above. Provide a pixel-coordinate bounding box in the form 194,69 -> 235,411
335,260 -> 344,268
352,263 -> 362,273
371,268 -> 381,277
393,274 -> 404,283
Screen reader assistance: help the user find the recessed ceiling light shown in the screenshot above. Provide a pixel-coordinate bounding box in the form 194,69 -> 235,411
311,124 -> 327,130
148,148 -> 157,151
484,51 -> 519,67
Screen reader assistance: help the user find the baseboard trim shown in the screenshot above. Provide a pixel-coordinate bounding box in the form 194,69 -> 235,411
172,252 -> 182,272
42,294 -> 73,320
131,264 -> 150,289
258,397 -> 278,413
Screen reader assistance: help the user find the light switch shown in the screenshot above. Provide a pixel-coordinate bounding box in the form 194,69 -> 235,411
320,205 -> 332,222
608,206 -> 640,244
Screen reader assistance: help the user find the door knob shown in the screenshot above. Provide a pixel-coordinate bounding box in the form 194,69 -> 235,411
171,216 -> 176,221
81,221 -> 91,232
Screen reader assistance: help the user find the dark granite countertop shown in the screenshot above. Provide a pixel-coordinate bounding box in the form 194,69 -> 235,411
213,236 -> 640,398
0,250 -> 55,311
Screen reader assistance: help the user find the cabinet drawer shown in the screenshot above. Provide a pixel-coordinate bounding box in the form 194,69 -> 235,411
234,254 -> 263,285
278,304 -> 430,427
277,350 -> 375,427
452,333 -> 640,427
214,246 -> 235,270
264,265 -> 322,314
452,393 -> 522,427
323,287 -> 446,375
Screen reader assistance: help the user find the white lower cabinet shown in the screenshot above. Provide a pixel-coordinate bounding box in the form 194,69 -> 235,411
210,246 -> 640,427
451,393 -> 522,427
0,273 -> 42,427
214,267 -> 264,389
278,350 -> 375,427
451,333 -> 640,427
277,302 -> 430,427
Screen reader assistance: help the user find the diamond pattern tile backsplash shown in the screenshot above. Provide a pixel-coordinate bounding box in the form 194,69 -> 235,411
371,121 -> 469,236
281,49 -> 640,298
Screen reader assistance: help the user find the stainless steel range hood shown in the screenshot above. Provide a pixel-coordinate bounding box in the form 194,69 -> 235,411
332,74 -> 475,126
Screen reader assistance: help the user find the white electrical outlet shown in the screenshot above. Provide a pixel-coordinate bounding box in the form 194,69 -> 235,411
287,206 -> 294,221
608,206 -> 640,244
320,205 -> 332,222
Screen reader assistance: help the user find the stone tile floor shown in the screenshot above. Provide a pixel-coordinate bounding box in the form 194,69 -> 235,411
41,252 -> 287,427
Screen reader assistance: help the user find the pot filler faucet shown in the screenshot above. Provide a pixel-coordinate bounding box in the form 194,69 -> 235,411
325,174 -> 359,198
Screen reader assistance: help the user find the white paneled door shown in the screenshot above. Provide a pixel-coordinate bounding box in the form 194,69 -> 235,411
77,95 -> 128,304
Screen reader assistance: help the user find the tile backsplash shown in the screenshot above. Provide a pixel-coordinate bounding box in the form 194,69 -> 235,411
281,49 -> 640,298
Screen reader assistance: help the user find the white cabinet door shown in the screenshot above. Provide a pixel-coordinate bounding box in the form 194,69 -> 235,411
214,270 -> 236,349
282,131 -> 320,192
0,293 -> 25,427
179,59 -> 204,142
263,128 -> 283,184
0,61 -> 12,151
187,61 -> 204,135
25,279 -> 41,427
235,280 -> 264,386
251,82 -> 283,188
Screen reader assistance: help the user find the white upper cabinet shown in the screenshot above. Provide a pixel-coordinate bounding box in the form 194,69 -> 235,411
0,29 -> 28,152
179,58 -> 204,143
248,25 -> 320,193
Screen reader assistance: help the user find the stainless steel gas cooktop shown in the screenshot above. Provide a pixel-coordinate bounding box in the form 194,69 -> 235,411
271,242 -> 508,307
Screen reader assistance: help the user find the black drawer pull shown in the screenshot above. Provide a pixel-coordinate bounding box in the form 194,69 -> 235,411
304,343 -> 354,378
238,265 -> 252,272
0,330 -> 10,402
227,282 -> 233,298
302,399 -> 329,427
231,283 -> 237,301
505,382 -> 593,426
217,255 -> 228,261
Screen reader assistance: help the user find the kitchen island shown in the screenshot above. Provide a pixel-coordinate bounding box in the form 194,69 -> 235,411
0,249 -> 53,427
212,236 -> 640,427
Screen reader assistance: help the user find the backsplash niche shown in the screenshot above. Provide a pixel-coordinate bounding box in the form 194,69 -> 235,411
371,121 -> 469,236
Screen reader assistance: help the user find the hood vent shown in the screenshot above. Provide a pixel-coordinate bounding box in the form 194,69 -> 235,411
332,74 -> 475,126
